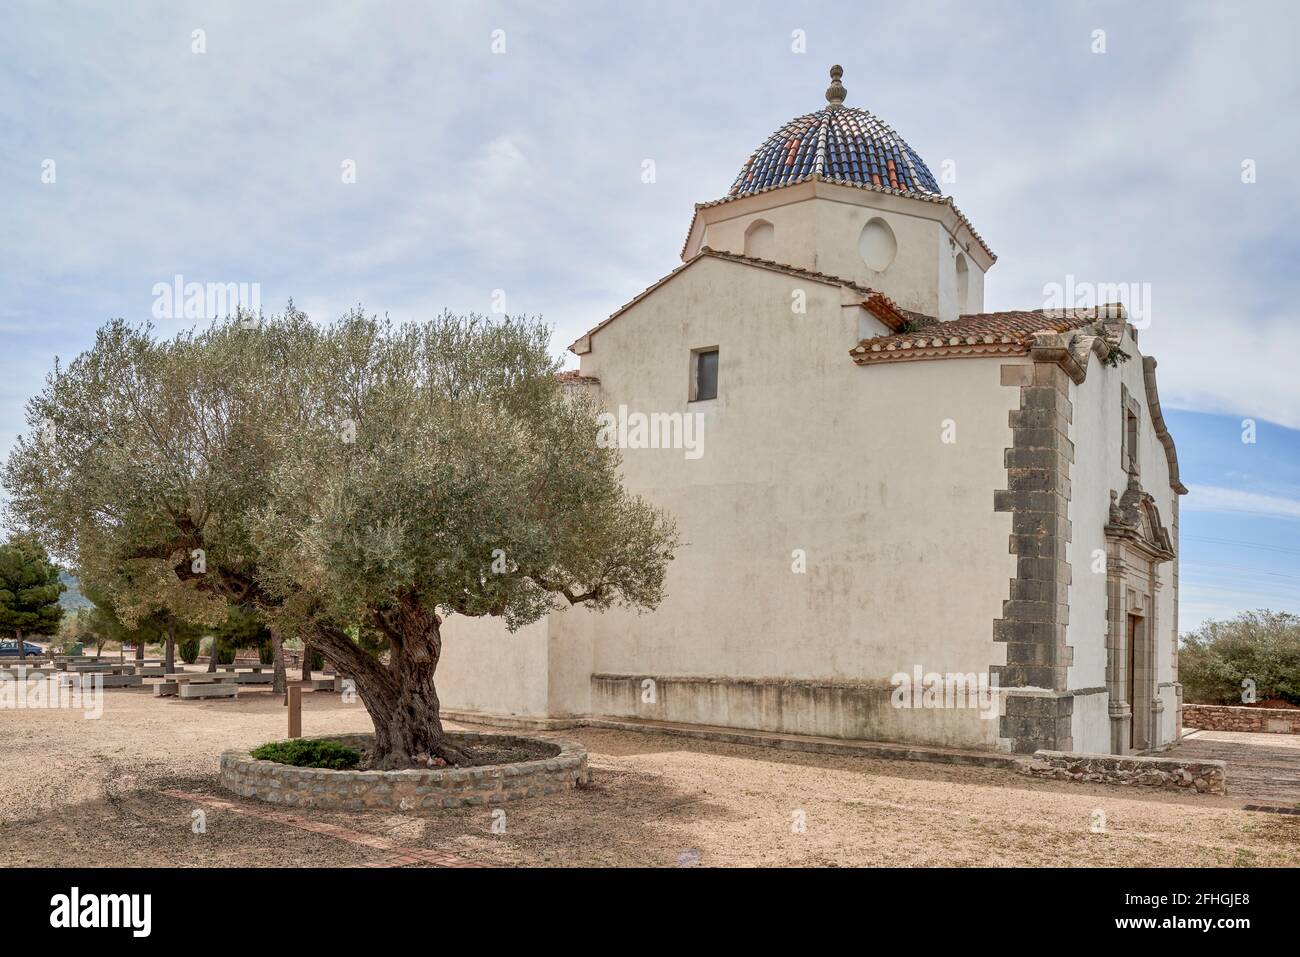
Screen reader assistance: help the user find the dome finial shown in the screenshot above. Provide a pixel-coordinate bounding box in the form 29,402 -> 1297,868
825,64 -> 847,108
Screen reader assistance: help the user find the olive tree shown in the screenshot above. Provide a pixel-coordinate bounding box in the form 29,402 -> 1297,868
4,309 -> 677,766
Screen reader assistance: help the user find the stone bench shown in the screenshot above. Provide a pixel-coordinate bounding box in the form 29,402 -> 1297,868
59,672 -> 143,689
2,667 -> 53,680
54,657 -> 110,668
155,673 -> 240,698
311,675 -> 352,692
231,671 -> 273,684
179,682 -> 238,700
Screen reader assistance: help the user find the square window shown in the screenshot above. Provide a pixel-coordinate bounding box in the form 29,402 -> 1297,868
693,349 -> 718,401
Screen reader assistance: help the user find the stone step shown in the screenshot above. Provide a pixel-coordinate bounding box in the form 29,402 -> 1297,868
58,673 -> 143,688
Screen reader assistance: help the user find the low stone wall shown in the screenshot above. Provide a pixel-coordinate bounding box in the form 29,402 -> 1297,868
1021,750 -> 1227,794
220,731 -> 589,810
1184,704 -> 1300,735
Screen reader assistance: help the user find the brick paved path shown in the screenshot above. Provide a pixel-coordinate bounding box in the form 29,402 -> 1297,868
160,789 -> 489,867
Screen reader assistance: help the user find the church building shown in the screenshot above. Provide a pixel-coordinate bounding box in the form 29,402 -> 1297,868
440,66 -> 1186,756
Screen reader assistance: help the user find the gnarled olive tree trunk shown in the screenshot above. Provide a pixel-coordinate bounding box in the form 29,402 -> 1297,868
312,606 -> 468,769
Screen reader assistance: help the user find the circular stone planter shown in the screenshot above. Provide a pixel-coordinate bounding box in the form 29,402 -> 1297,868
219,731 -> 589,810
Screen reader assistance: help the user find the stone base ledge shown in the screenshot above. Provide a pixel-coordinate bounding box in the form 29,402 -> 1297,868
445,709 -> 1021,769
220,731 -> 589,811
1184,703 -> 1300,734
1021,750 -> 1226,794
442,709 -> 585,731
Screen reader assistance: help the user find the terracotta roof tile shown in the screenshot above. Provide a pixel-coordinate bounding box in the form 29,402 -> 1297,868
849,309 -> 1108,365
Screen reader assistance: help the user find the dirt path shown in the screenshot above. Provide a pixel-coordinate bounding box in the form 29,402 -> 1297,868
2,686 -> 1298,867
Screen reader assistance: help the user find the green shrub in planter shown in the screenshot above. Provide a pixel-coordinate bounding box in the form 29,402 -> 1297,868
250,739 -> 362,770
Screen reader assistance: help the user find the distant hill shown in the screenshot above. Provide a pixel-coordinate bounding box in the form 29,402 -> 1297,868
58,569 -> 91,610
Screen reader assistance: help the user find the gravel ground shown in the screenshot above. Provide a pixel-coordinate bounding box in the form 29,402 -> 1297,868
2,682 -> 1298,867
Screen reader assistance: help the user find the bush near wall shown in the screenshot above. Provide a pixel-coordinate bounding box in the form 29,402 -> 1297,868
1180,610 -> 1300,706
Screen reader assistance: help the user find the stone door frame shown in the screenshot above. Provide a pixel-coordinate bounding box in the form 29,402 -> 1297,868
1105,477 -> 1175,754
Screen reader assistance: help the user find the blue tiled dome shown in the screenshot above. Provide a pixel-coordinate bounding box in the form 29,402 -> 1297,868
728,66 -> 943,199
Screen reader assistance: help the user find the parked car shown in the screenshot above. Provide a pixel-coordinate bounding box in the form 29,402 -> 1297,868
0,639 -> 45,657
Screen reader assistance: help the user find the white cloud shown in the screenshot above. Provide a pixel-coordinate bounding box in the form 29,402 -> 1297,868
1184,485 -> 1300,520
2,0 -> 1299,442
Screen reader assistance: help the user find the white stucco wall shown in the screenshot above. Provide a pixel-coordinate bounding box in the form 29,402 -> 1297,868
1071,691 -> 1111,752
440,264 -> 1181,755
1064,326 -> 1182,751
437,614 -> 551,717
1158,684 -> 1180,743
442,255 -> 1016,745
1066,351 -> 1116,694
1119,329 -> 1179,699
577,257 -> 1015,682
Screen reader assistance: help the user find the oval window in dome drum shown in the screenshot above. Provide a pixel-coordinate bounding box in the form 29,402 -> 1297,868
858,218 -> 897,272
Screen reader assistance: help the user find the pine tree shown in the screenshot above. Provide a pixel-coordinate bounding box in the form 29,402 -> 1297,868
0,534 -> 66,660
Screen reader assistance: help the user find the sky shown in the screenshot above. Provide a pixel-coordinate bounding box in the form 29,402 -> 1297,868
1,0 -> 1297,631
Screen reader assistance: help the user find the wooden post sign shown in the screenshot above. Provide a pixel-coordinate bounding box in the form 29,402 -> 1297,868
287,685 -> 302,739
